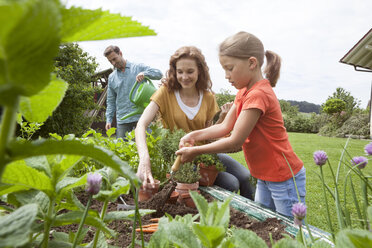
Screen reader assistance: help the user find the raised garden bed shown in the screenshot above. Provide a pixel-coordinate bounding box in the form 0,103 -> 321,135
52,184 -> 332,247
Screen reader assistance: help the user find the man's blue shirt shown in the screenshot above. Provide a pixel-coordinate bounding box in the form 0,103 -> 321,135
106,61 -> 162,124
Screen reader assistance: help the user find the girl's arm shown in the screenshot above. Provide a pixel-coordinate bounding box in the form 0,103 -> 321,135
177,108 -> 262,162
180,104 -> 237,147
135,101 -> 160,187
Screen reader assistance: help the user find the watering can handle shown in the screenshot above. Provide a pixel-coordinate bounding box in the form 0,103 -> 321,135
128,76 -> 154,104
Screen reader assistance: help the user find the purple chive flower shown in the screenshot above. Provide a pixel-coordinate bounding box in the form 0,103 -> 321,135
292,202 -> 307,226
86,173 -> 102,195
351,156 -> 368,169
364,142 -> 372,156
313,151 -> 328,166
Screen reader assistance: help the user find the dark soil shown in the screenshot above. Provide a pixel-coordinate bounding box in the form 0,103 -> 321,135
53,184 -> 289,247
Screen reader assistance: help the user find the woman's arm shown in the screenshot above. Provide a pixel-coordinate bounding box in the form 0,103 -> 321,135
177,108 -> 262,162
135,101 -> 160,187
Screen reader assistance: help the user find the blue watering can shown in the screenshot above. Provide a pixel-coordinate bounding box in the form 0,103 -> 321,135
121,77 -> 156,120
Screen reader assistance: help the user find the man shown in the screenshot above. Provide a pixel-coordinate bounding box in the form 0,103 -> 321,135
103,45 -> 162,139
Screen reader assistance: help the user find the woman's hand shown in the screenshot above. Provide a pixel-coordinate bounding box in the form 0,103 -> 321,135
136,158 -> 155,188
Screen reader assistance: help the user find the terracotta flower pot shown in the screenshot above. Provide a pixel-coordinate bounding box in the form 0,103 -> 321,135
138,179 -> 160,202
166,190 -> 179,204
179,190 -> 200,208
198,163 -> 219,186
175,181 -> 199,196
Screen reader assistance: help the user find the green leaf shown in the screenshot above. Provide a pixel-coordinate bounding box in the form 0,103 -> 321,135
147,228 -> 170,248
0,0 -> 61,106
56,175 -> 87,194
335,229 -> 372,248
50,154 -> 83,180
61,7 -> 156,42
162,221 -> 201,248
367,206 -> 372,223
192,224 -> 225,248
13,190 -> 49,215
7,139 -> 140,187
19,76 -> 68,123
0,2 -> 25,59
0,203 -> 38,247
311,239 -> 333,248
272,237 -> 304,248
95,177 -> 130,202
2,160 -> 53,196
24,155 -> 51,177
231,229 -> 268,248
54,211 -> 116,237
190,190 -> 209,223
0,184 -> 28,196
106,128 -> 116,138
214,197 -> 231,227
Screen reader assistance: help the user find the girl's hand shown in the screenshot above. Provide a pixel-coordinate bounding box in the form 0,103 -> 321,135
179,135 -> 195,148
176,146 -> 196,163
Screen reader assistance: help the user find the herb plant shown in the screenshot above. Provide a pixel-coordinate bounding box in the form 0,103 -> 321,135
173,162 -> 201,184
195,153 -> 225,172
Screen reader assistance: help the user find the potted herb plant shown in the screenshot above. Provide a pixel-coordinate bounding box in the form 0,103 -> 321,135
195,154 -> 225,186
172,162 -> 200,208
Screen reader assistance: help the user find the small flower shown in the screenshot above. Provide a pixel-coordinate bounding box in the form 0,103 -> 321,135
313,151 -> 328,166
292,202 -> 307,226
86,173 -> 102,195
351,156 -> 368,169
364,142 -> 372,156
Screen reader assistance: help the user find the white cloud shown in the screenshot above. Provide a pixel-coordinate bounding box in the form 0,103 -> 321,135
65,0 -> 372,106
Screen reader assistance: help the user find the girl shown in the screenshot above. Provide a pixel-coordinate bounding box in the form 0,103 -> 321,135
176,32 -> 306,217
136,46 -> 253,200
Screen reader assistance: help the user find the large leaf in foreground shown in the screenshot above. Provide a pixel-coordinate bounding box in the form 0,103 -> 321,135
0,0 -> 60,106
0,204 -> 38,247
2,160 -> 53,196
19,75 -> 68,123
7,139 -> 140,187
61,7 -> 156,42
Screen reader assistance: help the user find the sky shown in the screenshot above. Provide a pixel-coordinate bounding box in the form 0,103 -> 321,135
65,0 -> 372,107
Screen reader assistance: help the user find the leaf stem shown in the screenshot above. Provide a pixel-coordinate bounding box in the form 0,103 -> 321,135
42,197 -> 55,248
92,200 -> 109,248
0,97 -> 19,177
72,195 -> 92,248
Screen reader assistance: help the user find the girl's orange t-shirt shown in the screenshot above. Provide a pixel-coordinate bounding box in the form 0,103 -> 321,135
235,79 -> 303,182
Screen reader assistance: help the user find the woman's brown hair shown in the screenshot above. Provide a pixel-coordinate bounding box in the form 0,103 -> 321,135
162,46 -> 212,91
219,31 -> 281,87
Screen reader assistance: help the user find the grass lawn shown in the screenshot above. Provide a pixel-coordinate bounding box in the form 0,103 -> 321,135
229,132 -> 372,233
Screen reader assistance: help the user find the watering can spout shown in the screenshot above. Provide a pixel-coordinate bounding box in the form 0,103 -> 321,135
121,107 -> 144,121
121,77 -> 156,121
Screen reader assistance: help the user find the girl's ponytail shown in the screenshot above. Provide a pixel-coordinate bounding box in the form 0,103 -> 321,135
264,50 -> 281,87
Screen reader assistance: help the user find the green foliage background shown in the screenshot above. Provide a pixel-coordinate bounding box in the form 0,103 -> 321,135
36,43 -> 99,137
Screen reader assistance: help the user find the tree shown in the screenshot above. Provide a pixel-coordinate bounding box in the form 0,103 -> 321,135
36,43 -> 99,137
323,87 -> 360,116
322,98 -> 346,115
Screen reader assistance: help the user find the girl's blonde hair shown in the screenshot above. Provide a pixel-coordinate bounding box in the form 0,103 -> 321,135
162,46 -> 212,91
219,31 -> 281,87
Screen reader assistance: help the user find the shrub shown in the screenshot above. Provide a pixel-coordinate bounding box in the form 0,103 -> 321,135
336,113 -> 370,138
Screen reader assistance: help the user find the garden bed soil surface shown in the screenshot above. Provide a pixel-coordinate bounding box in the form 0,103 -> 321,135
55,183 -> 289,247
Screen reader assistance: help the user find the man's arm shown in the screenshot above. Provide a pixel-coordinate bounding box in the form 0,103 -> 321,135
105,82 -> 116,127
142,65 -> 163,80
